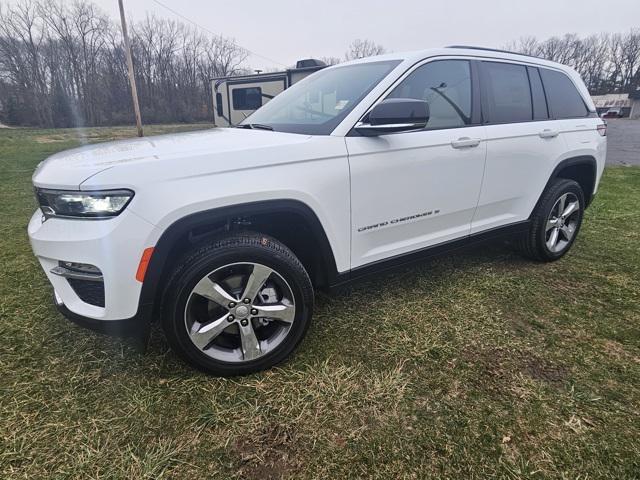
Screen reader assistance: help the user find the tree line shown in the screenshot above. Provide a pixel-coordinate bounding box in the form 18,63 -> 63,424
505,32 -> 640,95
0,0 -> 248,127
0,0 -> 638,128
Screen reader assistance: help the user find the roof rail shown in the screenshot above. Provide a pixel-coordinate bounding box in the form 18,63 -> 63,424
446,45 -> 542,60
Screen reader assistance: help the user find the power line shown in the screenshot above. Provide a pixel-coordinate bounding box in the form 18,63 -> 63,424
149,0 -> 288,68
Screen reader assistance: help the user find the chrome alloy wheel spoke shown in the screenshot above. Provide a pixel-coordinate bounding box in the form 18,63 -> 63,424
547,226 -> 560,251
239,320 -> 262,360
241,264 -> 273,303
253,301 -> 295,323
561,201 -> 579,219
189,314 -> 231,349
192,277 -> 236,306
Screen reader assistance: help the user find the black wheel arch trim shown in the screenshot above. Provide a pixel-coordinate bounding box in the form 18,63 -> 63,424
533,155 -> 598,216
138,199 -> 340,324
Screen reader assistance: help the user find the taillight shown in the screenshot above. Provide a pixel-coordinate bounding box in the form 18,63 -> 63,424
597,122 -> 607,136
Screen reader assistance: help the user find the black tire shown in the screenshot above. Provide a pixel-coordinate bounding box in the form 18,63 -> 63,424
518,178 -> 585,262
161,232 -> 314,376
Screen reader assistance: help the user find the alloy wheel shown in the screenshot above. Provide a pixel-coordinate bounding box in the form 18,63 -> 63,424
545,192 -> 580,253
184,262 -> 296,363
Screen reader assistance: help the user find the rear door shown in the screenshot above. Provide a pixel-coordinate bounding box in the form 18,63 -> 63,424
538,67 -> 600,153
471,61 -> 568,233
347,58 -> 487,268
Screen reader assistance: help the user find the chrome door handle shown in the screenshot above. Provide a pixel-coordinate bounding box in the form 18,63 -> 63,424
451,137 -> 481,149
539,129 -> 559,138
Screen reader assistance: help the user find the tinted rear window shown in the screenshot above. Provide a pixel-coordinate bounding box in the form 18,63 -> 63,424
483,62 -> 532,123
539,69 -> 588,119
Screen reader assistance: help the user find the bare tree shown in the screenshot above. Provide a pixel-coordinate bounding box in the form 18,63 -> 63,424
610,30 -> 640,93
320,56 -> 341,66
0,0 -> 250,127
344,39 -> 386,60
506,29 -> 640,95
0,0 -> 53,125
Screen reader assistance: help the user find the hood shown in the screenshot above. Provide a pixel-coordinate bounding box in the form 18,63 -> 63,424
32,127 -> 311,190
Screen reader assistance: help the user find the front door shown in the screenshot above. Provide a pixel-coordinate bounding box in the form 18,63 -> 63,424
347,59 -> 487,268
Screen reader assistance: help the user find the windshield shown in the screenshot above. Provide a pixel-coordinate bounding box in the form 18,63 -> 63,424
241,60 -> 401,135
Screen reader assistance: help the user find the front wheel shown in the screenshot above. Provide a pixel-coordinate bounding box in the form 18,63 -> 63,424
518,178 -> 585,261
161,233 -> 314,376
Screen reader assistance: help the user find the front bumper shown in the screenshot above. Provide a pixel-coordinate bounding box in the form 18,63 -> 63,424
28,209 -> 159,322
53,291 -> 143,336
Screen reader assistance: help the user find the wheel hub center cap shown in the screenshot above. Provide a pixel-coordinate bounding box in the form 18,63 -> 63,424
235,305 -> 250,318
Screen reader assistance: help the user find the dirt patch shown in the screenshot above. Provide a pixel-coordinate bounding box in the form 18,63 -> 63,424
462,346 -> 570,388
602,339 -> 640,364
233,423 -> 302,480
523,356 -> 569,384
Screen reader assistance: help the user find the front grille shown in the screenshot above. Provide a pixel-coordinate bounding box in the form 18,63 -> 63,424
67,278 -> 105,307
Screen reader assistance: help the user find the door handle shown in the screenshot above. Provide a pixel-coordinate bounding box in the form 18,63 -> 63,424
451,137 -> 481,149
539,129 -> 559,139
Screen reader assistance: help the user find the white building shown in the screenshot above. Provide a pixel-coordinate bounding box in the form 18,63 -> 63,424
591,92 -> 640,118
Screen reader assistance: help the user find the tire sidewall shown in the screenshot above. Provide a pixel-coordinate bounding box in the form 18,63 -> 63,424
163,239 -> 313,376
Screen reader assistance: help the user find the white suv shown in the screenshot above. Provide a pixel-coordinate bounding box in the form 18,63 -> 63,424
28,47 -> 606,376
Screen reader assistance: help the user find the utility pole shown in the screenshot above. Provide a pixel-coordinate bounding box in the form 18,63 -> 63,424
118,0 -> 143,137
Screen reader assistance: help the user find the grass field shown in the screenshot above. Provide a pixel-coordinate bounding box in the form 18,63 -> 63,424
1,125 -> 639,479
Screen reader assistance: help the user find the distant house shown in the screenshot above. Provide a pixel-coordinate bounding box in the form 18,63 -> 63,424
591,92 -> 640,118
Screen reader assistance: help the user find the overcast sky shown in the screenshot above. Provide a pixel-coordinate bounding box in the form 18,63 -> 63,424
66,0 -> 640,70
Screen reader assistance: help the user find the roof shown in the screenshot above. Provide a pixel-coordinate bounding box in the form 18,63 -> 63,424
339,46 -> 569,71
211,64 -> 325,83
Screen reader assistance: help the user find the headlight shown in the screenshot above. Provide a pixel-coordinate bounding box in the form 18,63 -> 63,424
35,188 -> 134,219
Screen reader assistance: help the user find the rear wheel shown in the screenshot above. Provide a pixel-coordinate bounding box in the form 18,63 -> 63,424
161,233 -> 313,376
518,178 -> 585,261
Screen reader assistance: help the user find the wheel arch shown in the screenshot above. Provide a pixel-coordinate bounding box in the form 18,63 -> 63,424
532,155 -> 597,217
138,199 -> 340,323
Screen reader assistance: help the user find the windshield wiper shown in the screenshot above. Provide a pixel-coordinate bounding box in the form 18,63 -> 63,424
237,123 -> 274,131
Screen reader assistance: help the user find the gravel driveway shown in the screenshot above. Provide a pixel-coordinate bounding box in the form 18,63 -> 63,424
605,119 -> 640,166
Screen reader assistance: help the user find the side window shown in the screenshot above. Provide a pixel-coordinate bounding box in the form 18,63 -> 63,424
386,60 -> 472,129
527,67 -> 549,120
483,62 -> 532,123
539,68 -> 588,119
216,93 -> 224,116
232,87 -> 262,110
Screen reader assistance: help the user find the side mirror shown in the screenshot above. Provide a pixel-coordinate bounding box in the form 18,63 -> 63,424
355,98 -> 429,136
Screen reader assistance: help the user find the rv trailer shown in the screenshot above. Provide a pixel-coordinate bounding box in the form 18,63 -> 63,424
211,59 -> 327,127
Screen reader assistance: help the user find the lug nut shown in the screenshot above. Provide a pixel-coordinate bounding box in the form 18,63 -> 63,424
251,308 -> 258,315
228,302 -> 236,308
227,315 -> 235,322
240,319 -> 249,326
243,298 -> 251,304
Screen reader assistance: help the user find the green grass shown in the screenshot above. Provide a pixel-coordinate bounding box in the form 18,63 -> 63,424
1,125 -> 639,479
